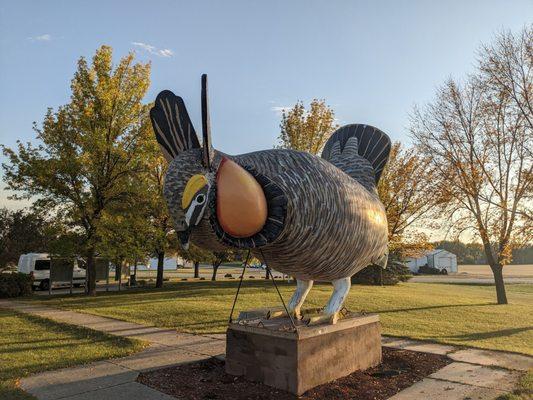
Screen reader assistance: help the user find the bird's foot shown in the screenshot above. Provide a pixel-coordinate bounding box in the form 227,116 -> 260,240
266,308 -> 302,320
299,307 -> 323,319
305,311 -> 339,326
268,306 -> 327,321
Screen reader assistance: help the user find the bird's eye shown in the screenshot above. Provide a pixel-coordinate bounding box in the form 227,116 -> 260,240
196,194 -> 205,204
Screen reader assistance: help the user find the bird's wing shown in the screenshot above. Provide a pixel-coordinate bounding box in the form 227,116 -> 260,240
150,90 -> 200,161
321,124 -> 391,192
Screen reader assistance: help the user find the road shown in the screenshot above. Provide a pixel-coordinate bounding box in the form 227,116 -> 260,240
33,265 -> 287,296
34,264 -> 533,295
410,264 -> 533,284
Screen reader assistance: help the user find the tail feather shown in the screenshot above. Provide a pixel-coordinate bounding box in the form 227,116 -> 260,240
322,124 -> 391,184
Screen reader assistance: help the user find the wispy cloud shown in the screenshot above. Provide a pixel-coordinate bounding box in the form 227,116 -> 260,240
132,42 -> 174,58
270,105 -> 291,115
28,34 -> 52,42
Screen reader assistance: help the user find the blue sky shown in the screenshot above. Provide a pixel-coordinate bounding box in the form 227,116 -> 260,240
1,0 -> 532,209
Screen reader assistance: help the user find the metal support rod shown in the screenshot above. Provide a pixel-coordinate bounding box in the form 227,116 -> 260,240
260,250 -> 298,331
228,250 -> 252,324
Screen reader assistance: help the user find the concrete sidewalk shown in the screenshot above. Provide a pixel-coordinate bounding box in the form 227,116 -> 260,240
382,337 -> 531,400
0,299 -> 226,400
2,299 -> 532,400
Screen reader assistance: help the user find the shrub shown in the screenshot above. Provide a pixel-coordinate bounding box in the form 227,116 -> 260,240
417,265 -> 445,275
224,273 -> 233,278
352,261 -> 412,286
0,273 -> 33,298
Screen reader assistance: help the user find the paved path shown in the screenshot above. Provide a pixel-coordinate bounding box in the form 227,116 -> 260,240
0,300 -> 225,400
382,337 -> 531,400
2,299 -> 532,400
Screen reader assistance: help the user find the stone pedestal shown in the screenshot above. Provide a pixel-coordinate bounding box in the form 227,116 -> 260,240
225,311 -> 382,395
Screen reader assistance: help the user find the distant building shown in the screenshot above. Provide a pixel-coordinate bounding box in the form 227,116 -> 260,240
406,249 -> 458,273
136,256 -> 190,270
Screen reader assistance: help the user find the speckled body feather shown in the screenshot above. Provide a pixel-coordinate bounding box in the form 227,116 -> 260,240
164,146 -> 388,282
152,82 -> 390,284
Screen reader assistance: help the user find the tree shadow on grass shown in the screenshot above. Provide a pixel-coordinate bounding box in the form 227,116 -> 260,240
0,338 -> 114,354
3,337 -> 90,346
0,382 -> 34,400
442,326 -> 532,341
360,302 -> 494,314
173,319 -> 227,329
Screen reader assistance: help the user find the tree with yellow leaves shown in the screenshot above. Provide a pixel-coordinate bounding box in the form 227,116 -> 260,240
277,99 -> 338,154
2,46 -> 151,295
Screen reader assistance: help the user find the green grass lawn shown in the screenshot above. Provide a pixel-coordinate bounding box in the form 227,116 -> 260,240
27,281 -> 533,356
0,308 -> 146,400
498,370 -> 533,400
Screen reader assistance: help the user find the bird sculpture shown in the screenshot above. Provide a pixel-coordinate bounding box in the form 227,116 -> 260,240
150,75 -> 390,325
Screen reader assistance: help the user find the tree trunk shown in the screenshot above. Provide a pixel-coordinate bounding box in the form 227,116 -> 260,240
194,261 -> 200,278
156,251 -> 165,288
114,258 -> 122,281
490,263 -> 508,304
131,259 -> 137,286
211,263 -> 220,281
86,247 -> 96,296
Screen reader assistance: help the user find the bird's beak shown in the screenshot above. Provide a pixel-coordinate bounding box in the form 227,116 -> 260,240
179,230 -> 190,251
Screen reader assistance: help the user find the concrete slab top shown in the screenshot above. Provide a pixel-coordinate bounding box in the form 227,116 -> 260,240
229,311 -> 379,339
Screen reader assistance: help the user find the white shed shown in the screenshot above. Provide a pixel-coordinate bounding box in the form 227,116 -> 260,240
136,256 -> 187,271
406,249 -> 458,273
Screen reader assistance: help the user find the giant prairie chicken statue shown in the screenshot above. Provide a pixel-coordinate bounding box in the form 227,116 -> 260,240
151,75 -> 390,324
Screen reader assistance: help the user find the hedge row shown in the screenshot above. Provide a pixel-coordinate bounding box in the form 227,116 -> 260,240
351,261 -> 412,285
0,273 -> 33,298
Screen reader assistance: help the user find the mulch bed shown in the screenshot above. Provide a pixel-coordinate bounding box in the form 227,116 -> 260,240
137,347 -> 451,400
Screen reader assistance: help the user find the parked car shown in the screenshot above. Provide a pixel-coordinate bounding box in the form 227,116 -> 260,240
17,253 -> 86,291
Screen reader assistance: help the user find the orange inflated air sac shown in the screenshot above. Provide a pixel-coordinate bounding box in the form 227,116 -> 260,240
216,157 -> 267,238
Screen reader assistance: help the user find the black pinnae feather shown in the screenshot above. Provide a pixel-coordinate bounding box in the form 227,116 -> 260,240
201,74 -> 213,168
150,90 -> 200,161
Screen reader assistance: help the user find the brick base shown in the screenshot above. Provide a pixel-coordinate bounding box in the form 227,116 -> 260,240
225,313 -> 382,395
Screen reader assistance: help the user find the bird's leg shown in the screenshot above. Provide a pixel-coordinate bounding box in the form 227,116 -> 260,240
288,279 -> 313,319
307,277 -> 351,325
268,279 -> 313,320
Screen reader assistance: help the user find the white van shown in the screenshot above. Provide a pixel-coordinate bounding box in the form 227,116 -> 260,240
17,253 -> 86,291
